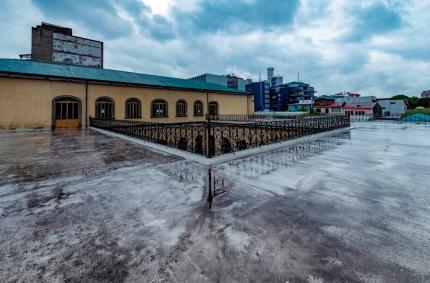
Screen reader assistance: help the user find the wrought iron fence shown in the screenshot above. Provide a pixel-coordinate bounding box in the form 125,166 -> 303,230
89,114 -> 350,158
210,113 -> 309,122
89,118 -> 210,156
207,115 -> 350,157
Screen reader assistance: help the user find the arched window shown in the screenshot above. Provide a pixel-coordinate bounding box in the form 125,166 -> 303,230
176,100 -> 187,117
95,97 -> 114,119
125,98 -> 141,119
151,99 -> 168,118
208,101 -> 218,115
193,100 -> 204,116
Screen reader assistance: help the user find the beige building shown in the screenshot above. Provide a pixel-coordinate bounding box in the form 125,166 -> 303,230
0,59 -> 254,129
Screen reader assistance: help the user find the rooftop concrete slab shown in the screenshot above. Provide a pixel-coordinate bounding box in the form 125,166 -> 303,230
0,125 -> 429,282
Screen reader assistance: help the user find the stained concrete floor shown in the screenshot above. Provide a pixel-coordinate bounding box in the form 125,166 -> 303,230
0,125 -> 429,282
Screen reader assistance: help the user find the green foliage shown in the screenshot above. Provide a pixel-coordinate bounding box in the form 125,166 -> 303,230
419,97 -> 430,108
390,95 -> 430,109
391,94 -> 409,100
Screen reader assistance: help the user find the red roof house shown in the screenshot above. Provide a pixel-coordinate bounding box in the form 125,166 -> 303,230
314,99 -> 345,114
341,102 -> 382,117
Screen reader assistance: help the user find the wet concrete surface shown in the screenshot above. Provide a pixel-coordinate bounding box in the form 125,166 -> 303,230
0,126 -> 429,282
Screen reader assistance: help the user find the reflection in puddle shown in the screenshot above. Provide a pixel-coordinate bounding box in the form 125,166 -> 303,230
206,168 -> 229,209
217,132 -> 351,179
161,161 -> 202,183
204,132 -> 351,209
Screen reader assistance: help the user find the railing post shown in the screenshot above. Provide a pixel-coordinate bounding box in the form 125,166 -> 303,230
207,167 -> 213,209
207,114 -> 212,158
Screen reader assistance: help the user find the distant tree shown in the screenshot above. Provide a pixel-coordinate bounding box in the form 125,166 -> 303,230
418,97 -> 430,108
391,94 -> 408,100
408,97 -> 420,108
390,95 -> 423,109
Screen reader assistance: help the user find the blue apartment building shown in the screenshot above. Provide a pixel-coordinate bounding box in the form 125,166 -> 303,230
246,81 -> 270,112
271,82 -> 315,111
246,80 -> 315,112
245,67 -> 315,112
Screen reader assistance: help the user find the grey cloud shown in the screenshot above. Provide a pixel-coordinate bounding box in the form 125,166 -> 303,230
173,0 -> 301,34
2,0 -> 427,98
345,2 -> 403,42
31,0 -> 133,39
31,0 -> 176,41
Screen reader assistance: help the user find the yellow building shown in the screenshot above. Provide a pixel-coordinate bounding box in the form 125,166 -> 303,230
0,59 -> 254,129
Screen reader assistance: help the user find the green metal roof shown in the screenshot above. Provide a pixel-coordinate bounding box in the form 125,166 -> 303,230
0,59 -> 250,95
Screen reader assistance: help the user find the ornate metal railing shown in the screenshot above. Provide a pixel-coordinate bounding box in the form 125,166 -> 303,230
210,113 -> 309,122
89,118 -> 210,156
89,114 -> 350,158
207,116 -> 350,157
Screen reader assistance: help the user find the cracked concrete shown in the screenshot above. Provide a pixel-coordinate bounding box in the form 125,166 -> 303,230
0,125 -> 429,282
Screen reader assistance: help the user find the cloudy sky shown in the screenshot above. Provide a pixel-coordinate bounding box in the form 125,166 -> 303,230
0,0 -> 429,97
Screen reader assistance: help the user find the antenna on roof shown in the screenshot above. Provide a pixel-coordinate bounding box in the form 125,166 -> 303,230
297,72 -> 300,82
259,69 -> 261,82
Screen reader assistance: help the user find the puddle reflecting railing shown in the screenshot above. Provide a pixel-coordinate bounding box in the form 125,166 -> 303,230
207,168 -> 229,210
221,132 -> 352,179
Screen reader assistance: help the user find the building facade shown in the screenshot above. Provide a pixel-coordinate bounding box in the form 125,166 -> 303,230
190,73 -> 248,91
266,67 -> 283,87
314,98 -> 344,114
28,22 -> 103,68
288,100 -> 313,112
189,73 -> 228,87
267,67 -> 274,83
246,81 -> 270,111
271,76 -> 283,87
226,74 -> 246,91
322,92 -> 376,104
378,99 -> 407,118
342,102 -> 382,118
269,87 -> 280,110
422,90 -> 430,98
0,59 -> 254,129
271,82 -> 315,111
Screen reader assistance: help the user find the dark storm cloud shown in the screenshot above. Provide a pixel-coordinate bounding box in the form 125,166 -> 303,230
31,0 -> 175,41
31,0 -> 134,39
31,0 -> 300,41
346,2 -> 403,41
174,0 -> 301,33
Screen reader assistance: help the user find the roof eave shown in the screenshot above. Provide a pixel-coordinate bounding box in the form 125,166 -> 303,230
0,70 -> 252,96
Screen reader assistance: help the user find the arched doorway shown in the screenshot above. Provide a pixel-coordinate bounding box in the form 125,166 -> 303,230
53,96 -> 81,128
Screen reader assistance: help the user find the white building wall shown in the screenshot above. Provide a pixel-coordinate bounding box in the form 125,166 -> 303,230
378,100 -> 407,118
